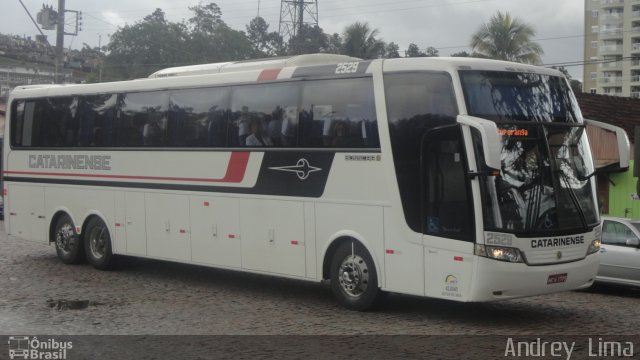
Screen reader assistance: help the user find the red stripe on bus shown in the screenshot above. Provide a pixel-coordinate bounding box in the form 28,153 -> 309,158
4,152 -> 250,184
258,68 -> 281,81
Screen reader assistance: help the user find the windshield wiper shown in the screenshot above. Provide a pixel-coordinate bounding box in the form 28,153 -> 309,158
556,168 -> 588,229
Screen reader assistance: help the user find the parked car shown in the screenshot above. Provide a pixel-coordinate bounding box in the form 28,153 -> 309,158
597,216 -> 640,287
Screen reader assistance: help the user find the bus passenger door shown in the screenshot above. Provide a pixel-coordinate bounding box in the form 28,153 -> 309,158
421,125 -> 476,300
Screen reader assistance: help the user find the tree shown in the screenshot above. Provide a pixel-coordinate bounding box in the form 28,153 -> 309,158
105,9 -> 190,80
326,33 -> 343,54
188,2 -> 224,34
341,22 -> 385,59
104,3 -> 253,80
470,11 -> 544,64
425,46 -> 439,57
405,43 -> 426,57
246,17 -> 282,57
450,50 -> 470,57
384,42 -> 400,58
187,3 -> 252,62
288,25 -> 329,55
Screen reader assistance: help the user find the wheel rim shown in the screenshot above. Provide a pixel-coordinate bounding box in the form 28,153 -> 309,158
338,254 -> 369,298
89,225 -> 107,259
55,223 -> 76,255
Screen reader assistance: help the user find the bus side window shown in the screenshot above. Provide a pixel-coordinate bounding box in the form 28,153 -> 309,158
10,100 -> 25,147
299,77 -> 378,148
169,87 -> 230,147
116,91 -> 169,148
230,82 -> 299,148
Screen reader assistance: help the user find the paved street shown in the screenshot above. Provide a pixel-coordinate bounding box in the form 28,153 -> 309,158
1,221 -> 639,337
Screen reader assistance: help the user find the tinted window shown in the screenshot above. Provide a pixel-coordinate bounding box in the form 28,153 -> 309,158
79,94 -> 117,147
10,100 -> 25,147
299,78 -> 379,148
460,71 -> 581,123
230,82 -> 299,147
385,72 -> 458,233
423,126 -> 474,241
116,92 -> 169,147
169,87 -> 230,147
44,97 -> 79,147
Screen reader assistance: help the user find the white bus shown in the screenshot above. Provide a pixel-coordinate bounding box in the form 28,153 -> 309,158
3,54 -> 629,310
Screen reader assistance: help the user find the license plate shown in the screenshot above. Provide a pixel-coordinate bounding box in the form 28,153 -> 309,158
547,273 -> 568,285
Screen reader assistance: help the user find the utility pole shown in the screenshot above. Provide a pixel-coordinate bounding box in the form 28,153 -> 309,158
55,0 -> 65,84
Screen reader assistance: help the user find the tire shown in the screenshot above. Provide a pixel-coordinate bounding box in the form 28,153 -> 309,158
84,217 -> 114,270
54,214 -> 84,264
330,241 -> 381,311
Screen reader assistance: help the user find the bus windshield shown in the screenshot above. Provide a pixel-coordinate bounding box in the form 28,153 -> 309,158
460,71 -> 599,234
459,70 -> 582,123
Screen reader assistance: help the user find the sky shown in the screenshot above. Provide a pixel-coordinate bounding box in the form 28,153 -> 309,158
2,0 -> 586,79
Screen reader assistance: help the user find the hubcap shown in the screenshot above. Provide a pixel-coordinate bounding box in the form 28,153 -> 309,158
338,254 -> 369,298
56,223 -> 76,254
89,226 -> 106,259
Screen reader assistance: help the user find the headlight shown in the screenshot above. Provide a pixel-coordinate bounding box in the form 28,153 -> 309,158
475,244 -> 524,263
587,239 -> 601,255
587,225 -> 602,255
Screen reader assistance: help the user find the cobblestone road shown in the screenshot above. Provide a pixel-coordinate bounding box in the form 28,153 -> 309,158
1,221 -> 639,337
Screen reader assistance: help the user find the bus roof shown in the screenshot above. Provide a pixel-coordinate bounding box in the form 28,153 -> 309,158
148,54 -> 361,78
7,56 -> 564,100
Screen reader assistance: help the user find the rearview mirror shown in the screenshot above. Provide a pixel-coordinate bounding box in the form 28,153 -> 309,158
584,119 -> 630,170
457,115 -> 501,170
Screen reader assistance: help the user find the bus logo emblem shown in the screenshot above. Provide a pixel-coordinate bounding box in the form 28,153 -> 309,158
269,158 -> 322,180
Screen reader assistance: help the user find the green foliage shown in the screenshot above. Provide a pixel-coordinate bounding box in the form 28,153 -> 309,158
450,51 -> 470,57
425,46 -> 439,57
405,43 -> 426,57
288,25 -> 329,55
470,11 -> 544,64
384,42 -> 401,58
246,17 -> 283,57
104,4 -> 252,80
341,22 -> 385,59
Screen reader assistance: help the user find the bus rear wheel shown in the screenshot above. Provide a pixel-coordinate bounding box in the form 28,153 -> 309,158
84,217 -> 113,270
54,215 -> 84,264
330,241 -> 380,311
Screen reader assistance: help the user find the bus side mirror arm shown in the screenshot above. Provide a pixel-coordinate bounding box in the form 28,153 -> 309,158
457,115 -> 502,171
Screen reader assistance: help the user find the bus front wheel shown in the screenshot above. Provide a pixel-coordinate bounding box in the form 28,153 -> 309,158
330,241 -> 380,311
84,217 -> 113,270
54,215 -> 84,264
